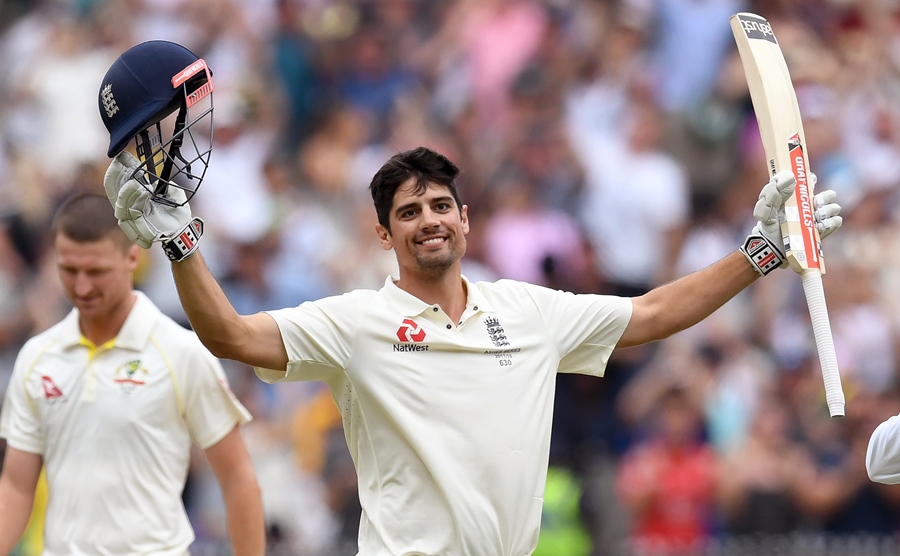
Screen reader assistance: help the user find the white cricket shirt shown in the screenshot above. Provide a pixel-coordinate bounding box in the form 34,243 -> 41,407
866,414 -> 900,484
256,276 -> 632,555
0,292 -> 251,556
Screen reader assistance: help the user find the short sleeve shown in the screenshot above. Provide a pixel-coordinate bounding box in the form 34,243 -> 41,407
255,294 -> 360,383
519,283 -> 633,376
180,344 -> 252,450
0,348 -> 45,455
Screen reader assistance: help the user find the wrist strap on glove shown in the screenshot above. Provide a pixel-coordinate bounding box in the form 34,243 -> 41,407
161,218 -> 204,262
740,233 -> 785,276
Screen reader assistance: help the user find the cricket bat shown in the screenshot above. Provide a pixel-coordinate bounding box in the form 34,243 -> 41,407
730,12 -> 845,418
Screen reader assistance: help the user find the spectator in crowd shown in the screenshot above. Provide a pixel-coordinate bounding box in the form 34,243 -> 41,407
576,94 -> 690,298
616,384 -> 717,555
480,167 -> 591,288
717,392 -> 809,537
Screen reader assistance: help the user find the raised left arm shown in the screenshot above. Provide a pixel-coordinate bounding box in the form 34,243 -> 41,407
618,171 -> 843,348
618,251 -> 757,348
204,426 -> 266,556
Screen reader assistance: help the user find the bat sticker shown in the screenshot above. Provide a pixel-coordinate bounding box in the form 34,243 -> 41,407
737,14 -> 778,44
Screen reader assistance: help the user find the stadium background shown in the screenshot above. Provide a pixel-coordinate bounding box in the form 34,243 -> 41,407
2,0 -> 900,554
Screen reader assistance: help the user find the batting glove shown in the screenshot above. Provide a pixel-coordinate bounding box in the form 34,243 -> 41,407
741,170 -> 795,275
103,152 -> 204,261
813,187 -> 843,240
741,171 -> 843,276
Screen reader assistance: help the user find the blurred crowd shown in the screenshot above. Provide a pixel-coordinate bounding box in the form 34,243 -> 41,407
3,0 -> 900,554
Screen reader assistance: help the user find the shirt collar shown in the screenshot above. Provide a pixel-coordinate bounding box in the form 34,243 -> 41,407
380,274 -> 494,317
58,291 -> 161,351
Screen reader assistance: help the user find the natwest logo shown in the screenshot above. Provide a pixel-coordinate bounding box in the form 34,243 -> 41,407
396,318 -> 426,343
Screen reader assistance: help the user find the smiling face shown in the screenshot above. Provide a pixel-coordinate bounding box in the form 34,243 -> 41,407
376,178 -> 469,277
55,233 -> 139,321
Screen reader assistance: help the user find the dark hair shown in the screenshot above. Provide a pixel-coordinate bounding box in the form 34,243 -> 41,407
51,193 -> 132,251
369,147 -> 463,231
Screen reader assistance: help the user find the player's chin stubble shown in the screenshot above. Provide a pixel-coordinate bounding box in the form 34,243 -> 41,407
414,237 -> 464,273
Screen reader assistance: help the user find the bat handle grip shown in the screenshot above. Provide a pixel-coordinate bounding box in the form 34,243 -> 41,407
800,269 -> 845,418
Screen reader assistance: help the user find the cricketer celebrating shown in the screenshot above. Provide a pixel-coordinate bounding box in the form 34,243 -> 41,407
98,41 -> 843,556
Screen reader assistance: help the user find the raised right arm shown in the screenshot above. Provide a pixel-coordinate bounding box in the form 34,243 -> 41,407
171,251 -> 288,371
104,154 -> 289,371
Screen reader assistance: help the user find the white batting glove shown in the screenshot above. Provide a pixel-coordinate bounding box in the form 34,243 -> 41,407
103,152 -> 139,219
813,187 -> 843,240
103,152 -> 203,261
741,170 -> 794,275
796,173 -> 843,240
741,171 -> 843,276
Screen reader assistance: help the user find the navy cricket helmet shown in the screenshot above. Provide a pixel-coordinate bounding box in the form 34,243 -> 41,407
98,40 -> 214,206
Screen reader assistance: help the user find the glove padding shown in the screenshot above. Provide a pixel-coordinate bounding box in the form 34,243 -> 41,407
103,152 -> 203,261
103,152 -> 192,249
742,171 -> 843,276
812,188 -> 843,240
